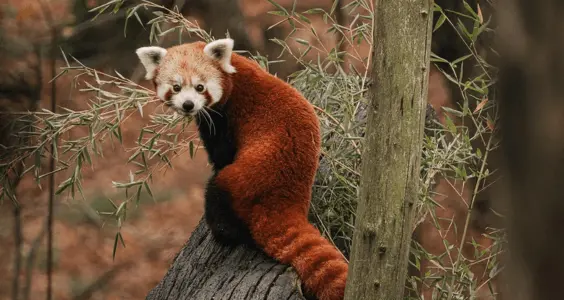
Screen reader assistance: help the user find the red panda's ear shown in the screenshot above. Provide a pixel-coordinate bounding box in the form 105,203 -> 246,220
135,46 -> 167,80
203,38 -> 236,74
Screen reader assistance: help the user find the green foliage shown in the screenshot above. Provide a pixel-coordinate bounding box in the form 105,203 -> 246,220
265,0 -> 502,298
57,188 -> 175,226
294,70 -> 367,257
265,0 -> 373,259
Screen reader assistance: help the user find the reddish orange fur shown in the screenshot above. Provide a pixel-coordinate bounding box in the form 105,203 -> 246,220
189,42 -> 349,300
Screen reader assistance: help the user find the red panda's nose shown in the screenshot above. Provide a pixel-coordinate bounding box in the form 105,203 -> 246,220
182,100 -> 194,112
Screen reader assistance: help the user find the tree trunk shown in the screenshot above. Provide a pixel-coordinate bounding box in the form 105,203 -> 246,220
145,218 -> 306,300
343,0 -> 432,299
497,0 -> 564,299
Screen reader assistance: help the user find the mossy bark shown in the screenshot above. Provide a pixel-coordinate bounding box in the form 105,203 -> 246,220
343,0 -> 432,299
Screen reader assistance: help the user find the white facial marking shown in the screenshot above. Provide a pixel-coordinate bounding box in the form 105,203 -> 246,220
203,38 -> 236,74
171,88 -> 206,116
163,74 -> 224,115
147,40 -> 236,116
206,77 -> 223,104
157,84 -> 171,100
174,75 -> 183,85
135,46 -> 167,80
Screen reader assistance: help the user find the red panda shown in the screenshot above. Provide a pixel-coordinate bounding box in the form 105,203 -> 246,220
136,38 -> 348,300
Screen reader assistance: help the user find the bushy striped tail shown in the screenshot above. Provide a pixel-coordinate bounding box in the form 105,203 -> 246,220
249,206 -> 348,300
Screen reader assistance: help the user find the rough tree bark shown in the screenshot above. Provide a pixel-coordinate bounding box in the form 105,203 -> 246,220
343,0 -> 432,299
145,219 -> 306,300
497,0 -> 564,299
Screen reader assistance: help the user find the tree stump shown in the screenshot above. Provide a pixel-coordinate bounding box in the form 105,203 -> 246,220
146,218 -> 306,300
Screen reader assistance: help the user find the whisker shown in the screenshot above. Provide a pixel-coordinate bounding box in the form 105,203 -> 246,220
206,106 -> 222,117
203,107 -> 219,135
195,110 -> 202,127
198,110 -> 212,135
205,109 -> 215,135
202,108 -> 216,135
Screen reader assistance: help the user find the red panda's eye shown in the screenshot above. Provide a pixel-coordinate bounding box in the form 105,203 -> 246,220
172,84 -> 182,92
195,84 -> 205,93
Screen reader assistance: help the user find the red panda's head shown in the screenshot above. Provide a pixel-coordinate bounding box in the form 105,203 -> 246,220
135,39 -> 236,116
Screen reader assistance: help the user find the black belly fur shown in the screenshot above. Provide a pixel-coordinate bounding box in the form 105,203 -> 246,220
196,103 -> 254,247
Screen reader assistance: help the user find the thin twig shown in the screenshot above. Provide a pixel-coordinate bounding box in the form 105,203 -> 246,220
130,0 -> 187,83
8,120 -> 31,300
333,0 -> 346,69
12,198 -> 22,300
37,1 -> 58,299
22,219 -> 49,300
9,163 -> 25,300
71,262 -> 131,300
46,31 -> 57,300
70,9 -> 128,38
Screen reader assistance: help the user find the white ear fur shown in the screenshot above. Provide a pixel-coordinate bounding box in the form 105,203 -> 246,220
135,46 -> 168,80
203,38 -> 236,74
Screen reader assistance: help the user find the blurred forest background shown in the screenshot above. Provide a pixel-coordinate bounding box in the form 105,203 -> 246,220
0,0 -> 501,299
